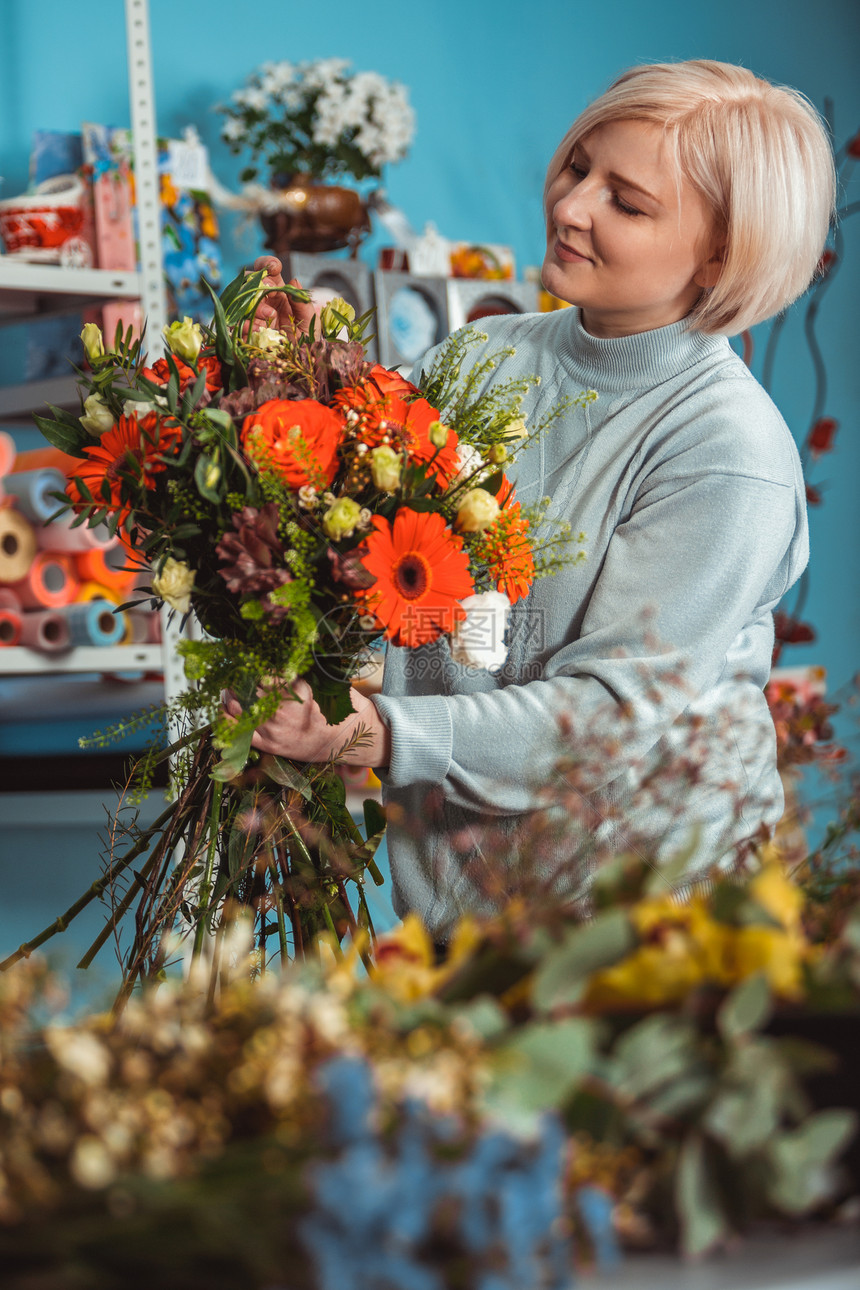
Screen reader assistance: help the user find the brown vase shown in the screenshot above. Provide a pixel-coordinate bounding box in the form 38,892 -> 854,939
259,175 -> 371,274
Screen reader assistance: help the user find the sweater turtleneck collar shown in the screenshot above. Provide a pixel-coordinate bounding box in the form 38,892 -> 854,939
556,308 -> 729,392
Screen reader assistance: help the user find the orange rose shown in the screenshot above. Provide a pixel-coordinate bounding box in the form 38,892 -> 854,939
142,355 -> 223,393
241,398 -> 344,491
367,364 -> 419,399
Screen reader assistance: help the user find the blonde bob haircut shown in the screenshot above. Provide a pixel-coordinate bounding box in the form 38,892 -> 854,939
544,60 -> 836,335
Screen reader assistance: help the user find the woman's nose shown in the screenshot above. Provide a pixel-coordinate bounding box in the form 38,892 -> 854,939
552,176 -> 593,230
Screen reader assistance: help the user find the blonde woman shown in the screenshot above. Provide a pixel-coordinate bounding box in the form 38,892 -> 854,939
228,60 -> 836,937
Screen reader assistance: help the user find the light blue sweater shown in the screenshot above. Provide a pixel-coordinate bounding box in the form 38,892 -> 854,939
372,308 -> 808,937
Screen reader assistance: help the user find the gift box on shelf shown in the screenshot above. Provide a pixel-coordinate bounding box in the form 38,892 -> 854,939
446,277 -> 539,332
372,271 -> 450,371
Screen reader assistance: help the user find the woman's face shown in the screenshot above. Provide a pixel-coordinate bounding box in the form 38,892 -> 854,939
541,118 -> 721,337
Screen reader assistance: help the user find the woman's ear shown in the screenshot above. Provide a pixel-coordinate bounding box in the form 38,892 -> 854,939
694,243 -> 725,290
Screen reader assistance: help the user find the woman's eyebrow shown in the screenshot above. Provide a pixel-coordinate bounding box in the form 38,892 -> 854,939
574,142 -> 664,207
607,171 -> 663,205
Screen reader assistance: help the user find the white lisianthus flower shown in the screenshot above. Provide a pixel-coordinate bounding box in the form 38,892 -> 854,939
455,488 -> 500,533
319,296 -> 355,339
501,416 -> 528,441
450,591 -> 511,673
163,317 -> 203,363
151,558 -> 195,615
323,497 -> 362,541
123,395 -> 167,417
451,445 -> 488,487
79,394 -> 115,436
370,446 -> 402,493
250,326 -> 285,354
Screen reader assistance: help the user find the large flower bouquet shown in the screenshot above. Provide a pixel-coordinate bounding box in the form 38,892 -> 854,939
12,270 -> 586,1000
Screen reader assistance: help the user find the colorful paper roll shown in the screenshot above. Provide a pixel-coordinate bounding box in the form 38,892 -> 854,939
9,551 -> 79,609
18,608 -> 72,653
77,579 -> 123,606
0,608 -> 22,646
127,608 -> 161,644
8,446 -> 81,476
74,544 -> 138,594
1,468 -> 67,524
60,599 -> 126,647
37,516 -> 116,554
0,507 -> 37,584
0,433 -> 15,493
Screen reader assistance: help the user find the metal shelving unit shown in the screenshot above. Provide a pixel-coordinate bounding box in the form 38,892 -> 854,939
0,0 -> 184,702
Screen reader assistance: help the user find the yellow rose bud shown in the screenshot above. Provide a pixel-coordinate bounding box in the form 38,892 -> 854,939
80,323 -> 105,362
428,420 -> 449,449
455,488 -> 500,533
204,462 -> 221,490
370,446 -> 402,493
163,316 -> 203,363
323,496 -> 362,541
320,296 -> 356,338
79,393 -> 115,436
487,443 -> 507,465
151,557 -> 195,615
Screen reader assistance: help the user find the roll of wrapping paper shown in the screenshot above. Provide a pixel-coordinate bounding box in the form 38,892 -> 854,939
18,608 -> 72,653
1,468 -> 67,524
9,551 -> 79,610
0,507 -> 37,584
37,516 -> 116,554
77,579 -> 122,605
7,445 -> 82,475
74,544 -> 137,594
0,433 -> 15,492
127,607 -> 161,644
60,599 -> 126,648
0,607 -> 22,646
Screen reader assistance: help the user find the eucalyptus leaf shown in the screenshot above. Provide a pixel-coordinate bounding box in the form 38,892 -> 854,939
766,1110 -> 858,1213
609,1015 -> 699,1101
717,973 -> 772,1040
532,908 -> 635,1012
489,1016 -> 595,1114
676,1133 -> 729,1257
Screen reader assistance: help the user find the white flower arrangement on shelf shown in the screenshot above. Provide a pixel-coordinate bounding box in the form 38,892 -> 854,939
217,58 -> 415,186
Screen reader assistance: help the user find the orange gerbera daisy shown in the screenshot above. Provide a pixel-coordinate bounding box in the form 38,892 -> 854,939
241,398 -> 345,491
358,508 -> 474,647
473,476 -> 535,604
142,354 -> 223,394
383,396 -> 460,486
66,412 -> 182,525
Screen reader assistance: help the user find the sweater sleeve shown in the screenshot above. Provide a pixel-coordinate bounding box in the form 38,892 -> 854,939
373,460 -> 805,815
